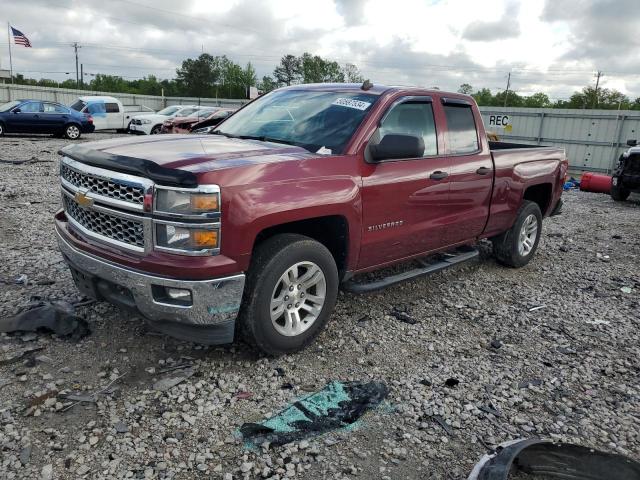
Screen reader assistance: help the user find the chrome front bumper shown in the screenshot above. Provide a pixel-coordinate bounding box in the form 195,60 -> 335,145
56,227 -> 245,329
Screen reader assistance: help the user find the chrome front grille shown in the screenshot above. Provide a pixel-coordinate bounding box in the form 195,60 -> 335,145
63,195 -> 145,249
61,163 -> 145,206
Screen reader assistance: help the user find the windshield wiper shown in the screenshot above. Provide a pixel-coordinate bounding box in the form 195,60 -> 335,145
210,130 -> 238,138
236,135 -> 296,146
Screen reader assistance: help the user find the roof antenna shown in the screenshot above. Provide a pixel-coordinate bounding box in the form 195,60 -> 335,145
361,80 -> 373,91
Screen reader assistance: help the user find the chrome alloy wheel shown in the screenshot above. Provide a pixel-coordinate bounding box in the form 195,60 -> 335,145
66,125 -> 80,139
270,261 -> 327,337
518,214 -> 538,256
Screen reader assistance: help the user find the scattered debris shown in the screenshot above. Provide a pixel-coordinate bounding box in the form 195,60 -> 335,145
621,286 -> 632,294
59,371 -> 128,411
478,405 -> 502,417
596,252 -> 611,262
0,346 -> 45,366
518,379 -> 543,389
240,381 -> 388,448
431,415 -> 454,435
467,438 -> 640,479
0,301 -> 90,339
528,305 -> 546,312
490,339 -> 502,349
153,368 -> 194,392
444,378 -> 460,388
28,390 -> 59,408
235,391 -> 253,400
389,309 -> 418,325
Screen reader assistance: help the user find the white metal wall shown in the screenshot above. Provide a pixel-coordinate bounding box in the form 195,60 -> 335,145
0,84 -> 247,111
479,107 -> 640,173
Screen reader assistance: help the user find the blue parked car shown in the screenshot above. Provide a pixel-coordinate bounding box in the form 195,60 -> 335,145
0,99 -> 95,139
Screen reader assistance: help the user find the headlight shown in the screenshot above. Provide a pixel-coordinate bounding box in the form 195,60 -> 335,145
140,119 -> 151,124
155,188 -> 220,215
155,223 -> 219,253
193,126 -> 214,134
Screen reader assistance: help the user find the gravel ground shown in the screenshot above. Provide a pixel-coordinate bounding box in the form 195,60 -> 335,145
1,133 -> 639,480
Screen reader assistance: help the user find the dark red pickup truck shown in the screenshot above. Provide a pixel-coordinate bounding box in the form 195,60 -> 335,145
55,83 -> 567,354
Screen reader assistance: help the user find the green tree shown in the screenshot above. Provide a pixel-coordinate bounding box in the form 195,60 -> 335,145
458,83 -> 473,95
342,63 -> 364,83
273,54 -> 301,86
259,75 -> 279,93
300,53 -> 344,83
472,88 -> 494,106
523,92 -> 551,108
176,53 -> 222,98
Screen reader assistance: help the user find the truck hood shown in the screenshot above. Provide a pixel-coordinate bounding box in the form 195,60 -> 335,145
60,134 -> 320,187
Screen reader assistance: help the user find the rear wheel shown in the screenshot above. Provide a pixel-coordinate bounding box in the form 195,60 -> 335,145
0,122 -> 4,136
64,123 -> 81,140
493,200 -> 542,268
239,234 -> 338,356
150,124 -> 162,135
611,181 -> 630,201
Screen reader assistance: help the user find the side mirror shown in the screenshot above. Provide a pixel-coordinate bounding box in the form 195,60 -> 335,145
370,134 -> 425,162
12,108 -> 21,114
626,139 -> 637,147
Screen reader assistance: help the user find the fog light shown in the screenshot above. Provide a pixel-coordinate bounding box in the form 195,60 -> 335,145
152,285 -> 193,306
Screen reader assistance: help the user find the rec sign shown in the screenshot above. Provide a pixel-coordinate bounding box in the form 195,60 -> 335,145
488,115 -> 511,126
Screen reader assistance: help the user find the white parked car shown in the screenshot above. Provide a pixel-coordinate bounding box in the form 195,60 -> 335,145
70,96 -> 153,132
129,105 -> 202,135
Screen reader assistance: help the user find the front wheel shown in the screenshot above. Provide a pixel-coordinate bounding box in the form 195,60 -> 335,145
150,125 -> 162,135
64,124 -> 81,140
492,200 -> 542,268
239,234 -> 338,355
611,180 -> 630,201
0,122 -> 4,136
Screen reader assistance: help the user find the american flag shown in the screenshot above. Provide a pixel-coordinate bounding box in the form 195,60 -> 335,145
11,26 -> 32,48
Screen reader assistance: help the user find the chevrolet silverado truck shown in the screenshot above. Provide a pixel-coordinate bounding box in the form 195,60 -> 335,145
55,83 -> 567,355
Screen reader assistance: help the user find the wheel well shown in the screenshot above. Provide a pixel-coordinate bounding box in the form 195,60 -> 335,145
523,183 -> 552,215
254,216 -> 349,278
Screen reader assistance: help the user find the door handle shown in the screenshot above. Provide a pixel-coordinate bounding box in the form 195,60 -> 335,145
476,167 -> 492,175
430,171 -> 449,180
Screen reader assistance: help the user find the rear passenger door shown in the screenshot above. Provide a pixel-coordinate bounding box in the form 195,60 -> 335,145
359,96 -> 451,268
41,102 -> 69,133
440,98 -> 493,245
105,102 -> 122,129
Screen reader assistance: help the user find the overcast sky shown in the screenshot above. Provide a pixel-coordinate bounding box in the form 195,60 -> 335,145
1,0 -> 639,100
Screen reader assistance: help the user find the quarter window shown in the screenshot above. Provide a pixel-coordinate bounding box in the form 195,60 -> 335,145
378,101 -> 438,156
105,103 -> 120,113
443,105 -> 479,154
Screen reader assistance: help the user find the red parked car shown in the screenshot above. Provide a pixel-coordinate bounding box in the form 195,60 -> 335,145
161,108 -> 231,134
55,83 -> 567,355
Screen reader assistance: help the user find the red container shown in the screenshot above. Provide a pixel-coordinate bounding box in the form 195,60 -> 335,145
580,172 -> 612,194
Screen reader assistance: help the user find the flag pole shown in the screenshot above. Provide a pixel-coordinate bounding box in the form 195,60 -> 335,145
7,23 -> 13,84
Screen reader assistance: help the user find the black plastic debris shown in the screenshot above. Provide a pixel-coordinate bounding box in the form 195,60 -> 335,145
0,301 -> 90,339
389,309 -> 417,325
445,378 -> 460,388
240,381 -> 388,448
467,438 -> 640,479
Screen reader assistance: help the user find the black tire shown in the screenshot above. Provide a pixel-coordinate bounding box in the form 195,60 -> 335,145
63,123 -> 82,140
492,200 -> 543,268
150,124 -> 162,135
611,181 -> 630,201
239,234 -> 338,356
0,122 -> 4,136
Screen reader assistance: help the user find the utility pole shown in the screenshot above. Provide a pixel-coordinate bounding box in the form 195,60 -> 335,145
503,72 -> 511,108
7,23 -> 13,84
80,63 -> 83,89
593,70 -> 603,108
72,42 -> 81,88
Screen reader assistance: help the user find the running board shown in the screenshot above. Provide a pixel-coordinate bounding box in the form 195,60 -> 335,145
341,247 -> 479,294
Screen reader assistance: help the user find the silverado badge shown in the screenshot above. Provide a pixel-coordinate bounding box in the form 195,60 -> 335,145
74,190 -> 94,208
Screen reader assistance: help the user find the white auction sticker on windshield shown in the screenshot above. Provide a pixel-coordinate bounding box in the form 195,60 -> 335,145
332,98 -> 372,110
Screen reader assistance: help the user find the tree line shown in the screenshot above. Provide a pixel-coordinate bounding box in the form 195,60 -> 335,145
458,83 -> 640,110
10,52 -> 640,110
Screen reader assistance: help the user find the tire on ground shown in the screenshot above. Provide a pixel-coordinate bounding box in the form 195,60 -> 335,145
492,200 -> 543,268
611,181 -> 630,201
64,123 -> 81,140
0,122 -> 4,136
238,233 -> 338,356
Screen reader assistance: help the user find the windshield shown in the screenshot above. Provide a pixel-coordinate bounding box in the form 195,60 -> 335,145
157,106 -> 181,116
190,109 -> 216,119
70,100 -> 86,112
215,90 -> 379,154
0,100 -> 21,112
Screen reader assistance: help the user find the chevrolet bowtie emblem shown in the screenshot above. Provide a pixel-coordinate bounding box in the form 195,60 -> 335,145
74,190 -> 94,208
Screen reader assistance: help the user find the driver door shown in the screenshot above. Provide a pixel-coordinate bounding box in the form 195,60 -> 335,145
359,96 -> 451,268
